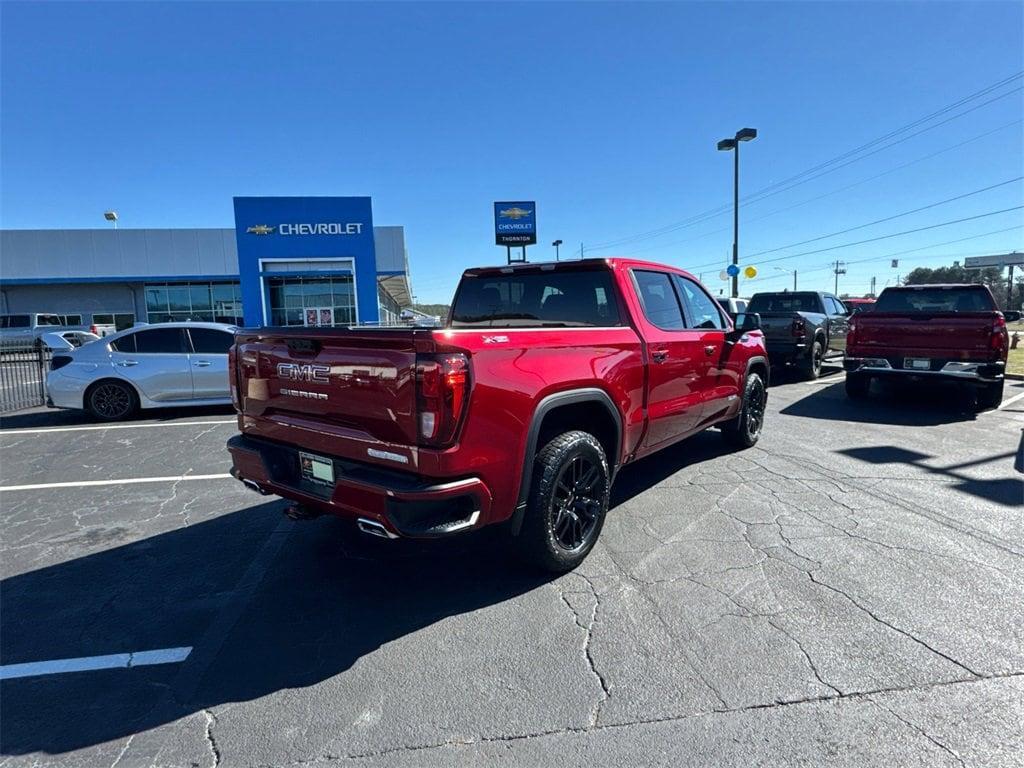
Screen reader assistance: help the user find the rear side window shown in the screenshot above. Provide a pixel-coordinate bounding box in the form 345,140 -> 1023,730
2,315 -> 31,328
633,271 -> 685,330
37,315 -> 63,326
674,275 -> 726,330
451,269 -> 622,327
824,297 -> 846,315
875,286 -> 996,313
114,328 -> 186,354
188,328 -> 233,354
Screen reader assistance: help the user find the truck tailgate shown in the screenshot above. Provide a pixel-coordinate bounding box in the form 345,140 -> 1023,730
234,328 -> 423,445
853,312 -> 994,355
755,312 -> 800,339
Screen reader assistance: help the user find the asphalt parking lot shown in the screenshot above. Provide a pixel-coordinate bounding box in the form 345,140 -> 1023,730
1,369 -> 1022,767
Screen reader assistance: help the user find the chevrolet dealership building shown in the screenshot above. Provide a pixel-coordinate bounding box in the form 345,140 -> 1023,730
0,196 -> 413,330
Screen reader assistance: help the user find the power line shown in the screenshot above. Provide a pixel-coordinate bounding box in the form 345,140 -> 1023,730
585,72 -> 1023,251
611,119 -> 1024,260
746,176 -> 1022,258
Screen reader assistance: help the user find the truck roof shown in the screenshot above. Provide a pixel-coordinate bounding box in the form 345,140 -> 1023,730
462,257 -> 701,282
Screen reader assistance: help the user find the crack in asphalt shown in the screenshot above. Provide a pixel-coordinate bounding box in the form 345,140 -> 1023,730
553,574 -> 610,727
869,698 -> 967,768
203,708 -> 222,767
273,672 -> 1021,765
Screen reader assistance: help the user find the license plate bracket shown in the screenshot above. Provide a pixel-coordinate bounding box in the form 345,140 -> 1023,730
904,357 -> 931,371
299,451 -> 335,486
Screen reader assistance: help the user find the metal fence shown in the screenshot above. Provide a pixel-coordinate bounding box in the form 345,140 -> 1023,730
0,345 -> 53,414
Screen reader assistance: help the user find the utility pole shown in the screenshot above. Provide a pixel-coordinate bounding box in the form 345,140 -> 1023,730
870,276 -> 876,297
833,260 -> 846,294
580,241 -> 584,260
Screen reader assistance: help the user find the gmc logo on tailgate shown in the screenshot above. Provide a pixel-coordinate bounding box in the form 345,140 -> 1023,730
276,363 -> 330,384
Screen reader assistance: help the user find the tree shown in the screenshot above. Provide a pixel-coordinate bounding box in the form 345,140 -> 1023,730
902,265 -> 1016,309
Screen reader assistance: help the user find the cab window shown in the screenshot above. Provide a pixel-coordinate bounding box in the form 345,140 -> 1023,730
633,270 -> 685,330
674,275 -> 726,330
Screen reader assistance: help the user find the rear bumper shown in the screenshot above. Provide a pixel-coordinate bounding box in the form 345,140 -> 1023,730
227,434 -> 492,539
843,357 -> 1004,384
764,340 -> 808,362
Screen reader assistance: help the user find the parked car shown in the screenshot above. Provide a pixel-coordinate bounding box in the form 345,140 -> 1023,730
746,291 -> 850,379
0,313 -> 88,349
46,322 -> 236,420
227,258 -> 769,571
844,283 -> 1019,409
720,297 -> 749,322
842,297 -> 876,314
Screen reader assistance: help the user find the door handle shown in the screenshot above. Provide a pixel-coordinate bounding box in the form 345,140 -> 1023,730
116,360 -> 139,367
193,361 -> 212,367
704,345 -> 716,356
652,349 -> 669,363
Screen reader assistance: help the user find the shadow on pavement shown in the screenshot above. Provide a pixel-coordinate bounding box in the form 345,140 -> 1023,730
779,377 -> 978,427
838,445 -> 1023,507
0,404 -> 235,430
0,501 -> 553,757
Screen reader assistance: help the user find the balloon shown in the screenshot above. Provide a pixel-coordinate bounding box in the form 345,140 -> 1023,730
726,264 -> 740,277
744,266 -> 758,279
719,270 -> 730,281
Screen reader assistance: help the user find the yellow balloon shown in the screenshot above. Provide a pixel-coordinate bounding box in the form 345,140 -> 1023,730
744,266 -> 758,279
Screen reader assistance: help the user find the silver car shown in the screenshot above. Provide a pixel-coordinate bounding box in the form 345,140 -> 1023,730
47,322 -> 236,420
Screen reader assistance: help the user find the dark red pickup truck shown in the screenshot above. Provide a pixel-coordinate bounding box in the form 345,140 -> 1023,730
227,258 -> 768,571
844,283 -> 1020,409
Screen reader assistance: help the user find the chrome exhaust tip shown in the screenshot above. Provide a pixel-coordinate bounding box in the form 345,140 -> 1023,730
357,518 -> 399,539
241,478 -> 270,495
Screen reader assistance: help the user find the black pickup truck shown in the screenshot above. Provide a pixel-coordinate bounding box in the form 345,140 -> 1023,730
746,291 -> 851,379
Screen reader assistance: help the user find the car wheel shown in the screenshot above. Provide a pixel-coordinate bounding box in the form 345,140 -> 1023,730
723,371 -> 767,448
799,340 -> 823,380
976,380 -> 1004,411
86,380 -> 138,421
519,430 -> 610,573
845,372 -> 870,399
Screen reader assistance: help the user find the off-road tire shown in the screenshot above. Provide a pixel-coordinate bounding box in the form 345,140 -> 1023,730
799,339 -> 824,380
722,372 -> 767,448
845,372 -> 870,399
519,430 -> 610,573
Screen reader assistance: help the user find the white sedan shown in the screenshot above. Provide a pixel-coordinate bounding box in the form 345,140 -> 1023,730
47,322 -> 236,420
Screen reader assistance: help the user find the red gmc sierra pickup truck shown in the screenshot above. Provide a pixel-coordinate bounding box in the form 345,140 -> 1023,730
227,258 -> 769,571
844,283 -> 1020,409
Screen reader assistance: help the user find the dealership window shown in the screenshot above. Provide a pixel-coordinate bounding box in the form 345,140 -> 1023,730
267,276 -> 356,327
92,313 -> 136,331
145,282 -> 242,325
378,284 -> 402,326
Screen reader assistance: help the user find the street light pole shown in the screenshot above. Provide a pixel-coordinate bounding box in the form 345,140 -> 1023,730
717,128 -> 757,299
774,265 -> 796,290
552,239 -> 563,261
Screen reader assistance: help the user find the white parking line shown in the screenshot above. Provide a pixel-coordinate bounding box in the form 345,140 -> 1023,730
997,389 -> 1024,410
0,646 -> 192,680
801,374 -> 846,385
0,473 -> 233,493
0,419 -> 236,436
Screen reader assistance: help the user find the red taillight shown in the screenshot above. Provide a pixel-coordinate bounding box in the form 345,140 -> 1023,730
990,315 -> 1008,355
791,319 -> 806,338
416,353 -> 470,447
228,344 -> 241,411
847,321 -> 858,349
89,324 -> 98,335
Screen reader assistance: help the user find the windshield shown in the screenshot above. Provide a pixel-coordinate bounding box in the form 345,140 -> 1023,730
748,293 -> 821,313
451,269 -> 622,327
874,286 -> 996,313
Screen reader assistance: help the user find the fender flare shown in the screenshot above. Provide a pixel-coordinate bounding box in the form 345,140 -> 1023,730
509,388 -> 623,536
744,355 -> 769,387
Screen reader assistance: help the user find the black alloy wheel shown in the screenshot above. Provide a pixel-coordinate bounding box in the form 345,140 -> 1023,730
88,381 -> 136,421
549,454 -> 603,552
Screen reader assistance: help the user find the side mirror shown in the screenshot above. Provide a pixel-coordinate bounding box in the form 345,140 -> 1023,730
1004,310 -> 1022,323
727,312 -> 760,340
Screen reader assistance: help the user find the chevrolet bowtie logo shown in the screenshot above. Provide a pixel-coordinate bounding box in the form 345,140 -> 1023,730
498,207 -> 532,220
246,224 -> 275,235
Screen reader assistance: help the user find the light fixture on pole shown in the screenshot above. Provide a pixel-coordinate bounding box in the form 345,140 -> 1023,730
717,127 -> 757,299
552,239 -> 563,261
104,211 -> 118,229
774,265 -> 796,291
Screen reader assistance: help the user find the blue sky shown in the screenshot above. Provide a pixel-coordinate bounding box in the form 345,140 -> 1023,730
2,1 -> 1022,303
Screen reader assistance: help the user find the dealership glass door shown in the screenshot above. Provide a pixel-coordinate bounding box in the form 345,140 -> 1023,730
267,276 -> 356,327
